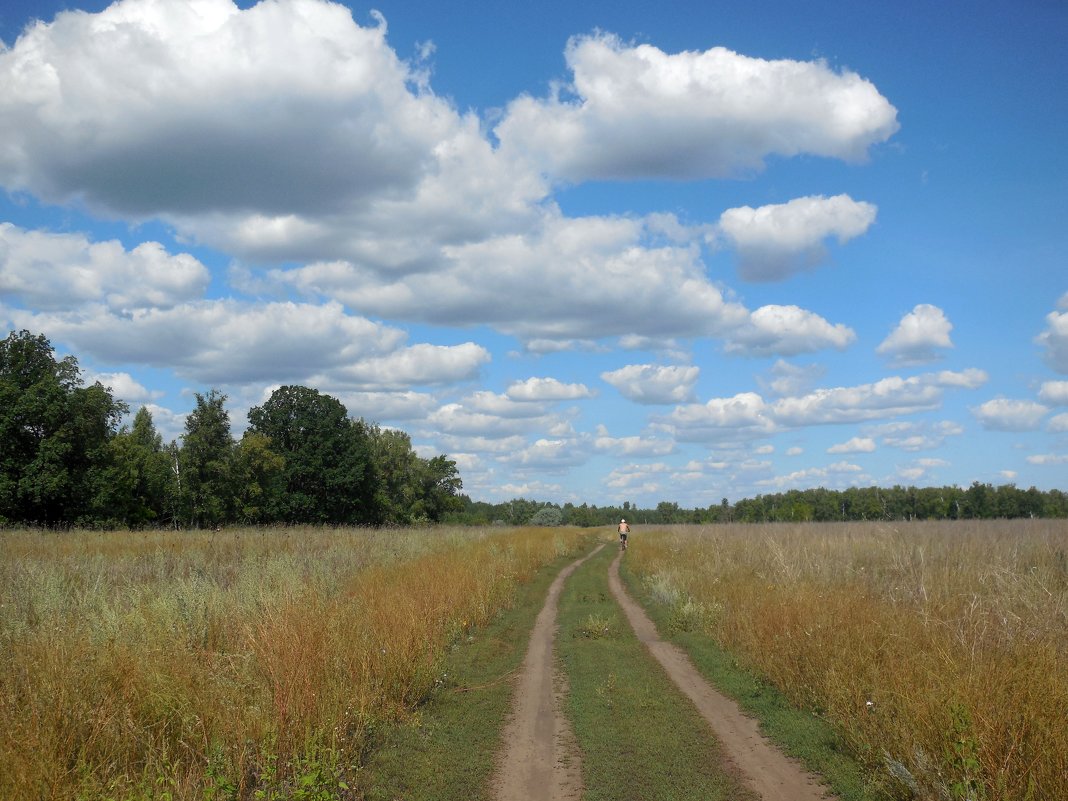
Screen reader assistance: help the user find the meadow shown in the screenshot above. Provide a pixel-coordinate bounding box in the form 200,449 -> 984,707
626,520 -> 1068,801
0,525 -> 591,800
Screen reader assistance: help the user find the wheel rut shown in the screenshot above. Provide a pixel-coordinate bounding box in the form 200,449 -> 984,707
607,551 -> 837,801
491,544 -> 604,801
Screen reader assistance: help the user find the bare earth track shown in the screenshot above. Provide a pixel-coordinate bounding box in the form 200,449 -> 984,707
492,544 -> 605,801
493,543 -> 836,800
607,551 -> 836,801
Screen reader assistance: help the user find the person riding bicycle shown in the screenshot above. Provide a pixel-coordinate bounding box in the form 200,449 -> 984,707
617,518 -> 630,549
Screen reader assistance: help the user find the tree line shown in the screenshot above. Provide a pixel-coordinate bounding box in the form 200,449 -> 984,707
450,483 -> 1068,527
0,330 -> 462,528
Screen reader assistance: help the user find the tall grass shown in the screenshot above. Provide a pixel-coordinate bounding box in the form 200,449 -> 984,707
628,520 -> 1068,800
0,525 -> 590,800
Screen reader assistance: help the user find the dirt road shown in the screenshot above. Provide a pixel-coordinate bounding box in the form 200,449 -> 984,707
494,543 -> 835,801
492,544 -> 604,801
607,551 -> 836,801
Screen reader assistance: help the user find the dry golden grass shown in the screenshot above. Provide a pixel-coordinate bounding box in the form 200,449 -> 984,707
629,520 -> 1068,801
0,525 -> 590,800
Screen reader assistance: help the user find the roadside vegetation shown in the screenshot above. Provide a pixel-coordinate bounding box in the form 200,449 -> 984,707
625,520 -> 1068,800
0,525 -> 590,801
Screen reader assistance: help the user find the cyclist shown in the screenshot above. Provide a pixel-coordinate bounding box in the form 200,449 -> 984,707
617,518 -> 630,550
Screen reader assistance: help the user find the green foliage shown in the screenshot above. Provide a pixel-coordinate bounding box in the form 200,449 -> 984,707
528,505 -> 563,526
0,329 -> 126,524
246,385 -> 378,524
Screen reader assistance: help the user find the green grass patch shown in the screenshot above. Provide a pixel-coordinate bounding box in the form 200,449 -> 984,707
357,543 -> 596,801
557,546 -> 757,801
617,558 -> 886,801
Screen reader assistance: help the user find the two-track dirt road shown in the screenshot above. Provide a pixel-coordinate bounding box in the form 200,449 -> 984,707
492,543 -> 835,801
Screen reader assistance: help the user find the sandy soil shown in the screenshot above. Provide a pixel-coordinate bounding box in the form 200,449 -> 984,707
608,551 -> 837,801
491,544 -> 604,801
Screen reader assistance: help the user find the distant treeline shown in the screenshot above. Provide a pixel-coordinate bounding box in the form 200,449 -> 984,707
1,330 -> 462,528
450,484 -> 1068,527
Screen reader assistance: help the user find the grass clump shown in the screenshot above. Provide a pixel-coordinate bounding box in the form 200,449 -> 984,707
557,542 -> 756,801
0,525 -> 591,800
625,520 -> 1068,801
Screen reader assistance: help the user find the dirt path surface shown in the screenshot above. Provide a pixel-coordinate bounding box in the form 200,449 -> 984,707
492,544 -> 605,801
608,552 -> 837,801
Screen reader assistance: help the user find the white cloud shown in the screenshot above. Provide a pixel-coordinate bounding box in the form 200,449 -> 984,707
1038,380 -> 1068,405
0,0 -> 546,267
1026,453 -> 1068,466
872,420 -> 963,451
428,403 -> 557,438
0,223 -> 209,311
1000,470 -> 1018,480
496,33 -> 898,182
725,304 -> 855,356
593,426 -> 675,457
971,398 -> 1049,431
665,392 -> 776,441
332,343 -> 490,390
507,437 -> 591,469
337,391 -> 438,422
876,304 -> 954,365
9,299 -> 406,385
274,213 -> 752,345
756,461 -> 865,490
601,363 -> 700,404
664,369 -> 988,441
717,195 -> 878,282
1036,295 -> 1068,374
828,437 -> 876,454
786,446 -> 804,456
755,444 -> 774,454
84,370 -> 163,405
463,390 -> 550,418
506,377 -> 593,402
1046,412 -> 1068,432
759,360 -> 826,397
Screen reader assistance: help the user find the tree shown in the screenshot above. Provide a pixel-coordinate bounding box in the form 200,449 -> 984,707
0,330 -> 126,524
246,386 -> 377,524
178,389 -> 235,528
98,407 -> 173,526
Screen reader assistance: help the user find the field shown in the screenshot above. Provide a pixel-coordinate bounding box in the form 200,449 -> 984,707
626,520 -> 1068,800
0,525 -> 591,800
3,520 -> 1065,801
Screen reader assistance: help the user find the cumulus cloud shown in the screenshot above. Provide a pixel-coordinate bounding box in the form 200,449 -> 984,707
725,304 -> 855,357
0,0 -> 545,268
664,369 -> 988,441
0,223 -> 209,311
1038,380 -> 1068,405
84,370 -> 163,405
758,360 -> 826,397
828,437 -> 876,454
876,304 -> 954,365
593,426 -> 676,457
1048,412 -> 1068,432
330,343 -> 490,390
871,420 -> 964,451
971,398 -> 1049,431
756,461 -> 865,491
506,437 -> 591,469
1026,453 -> 1068,466
8,299 -> 407,384
272,213 -> 752,344
337,391 -> 438,422
506,377 -> 594,401
1036,294 -> 1068,374
496,33 -> 898,182
601,363 -> 699,404
717,195 -> 878,282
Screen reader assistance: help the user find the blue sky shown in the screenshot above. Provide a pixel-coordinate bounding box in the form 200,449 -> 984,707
1,0 -> 1066,507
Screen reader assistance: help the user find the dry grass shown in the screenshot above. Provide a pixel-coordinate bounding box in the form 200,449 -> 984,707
628,520 -> 1068,801
0,525 -> 590,800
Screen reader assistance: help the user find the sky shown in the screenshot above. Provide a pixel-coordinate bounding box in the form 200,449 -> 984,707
1,0 -> 1066,508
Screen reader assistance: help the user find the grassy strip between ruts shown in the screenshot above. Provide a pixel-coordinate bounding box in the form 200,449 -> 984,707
617,555 -> 885,801
357,541 -> 597,801
557,543 -> 758,801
